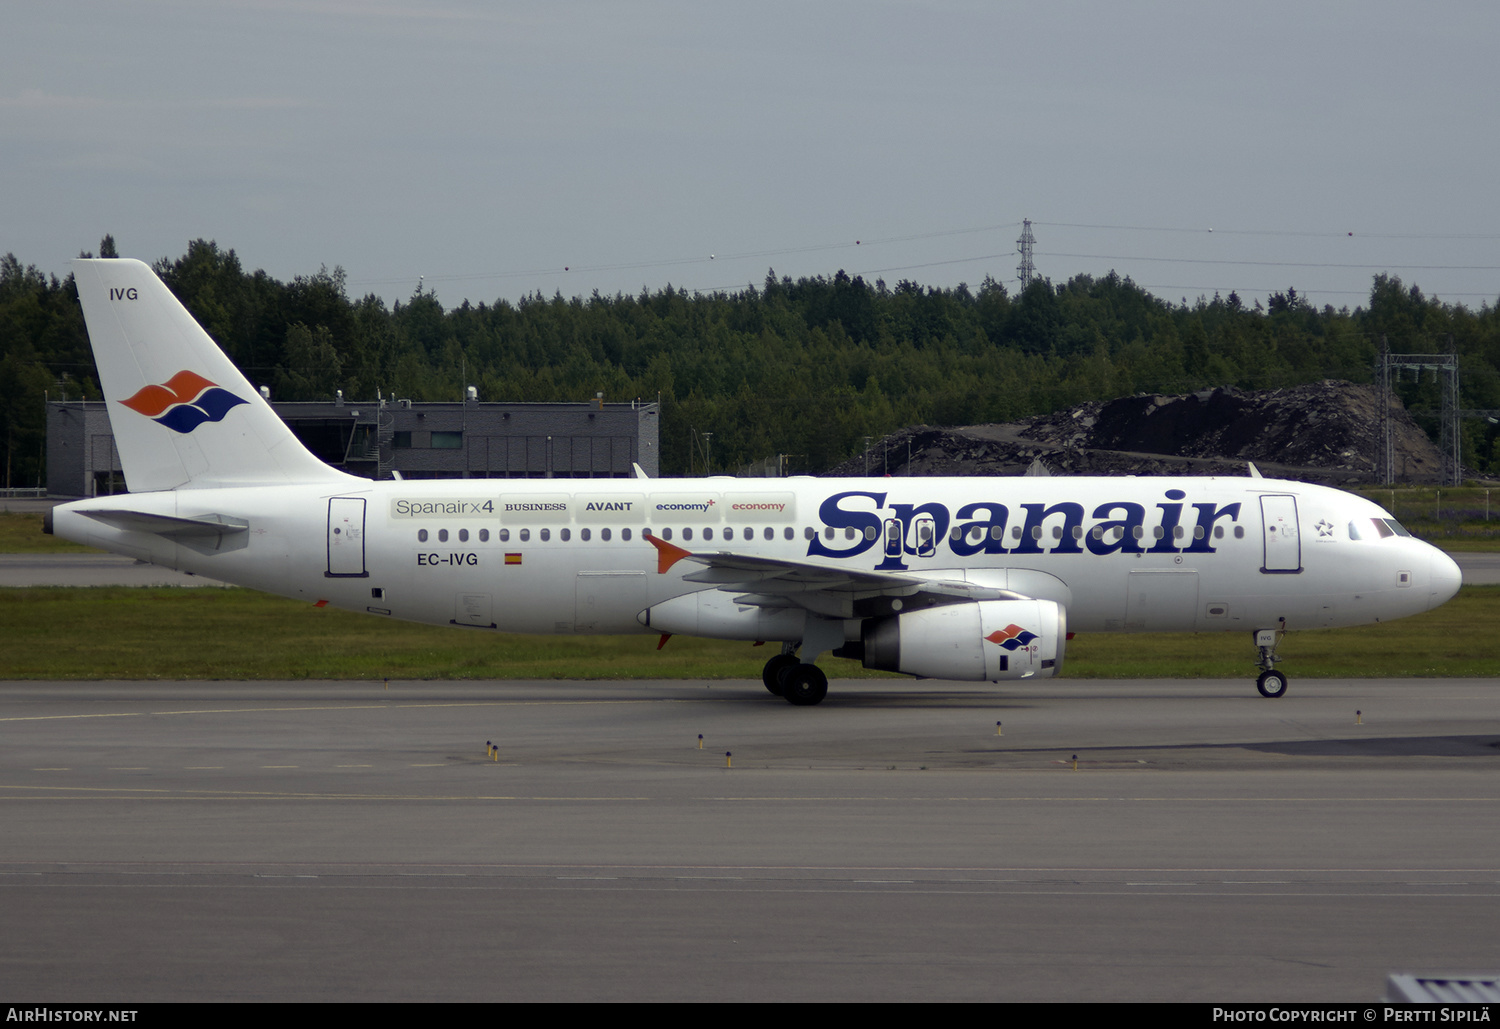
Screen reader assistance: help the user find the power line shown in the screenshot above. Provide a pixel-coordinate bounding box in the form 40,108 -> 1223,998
1040,251 -> 1500,271
1036,220 -> 1500,241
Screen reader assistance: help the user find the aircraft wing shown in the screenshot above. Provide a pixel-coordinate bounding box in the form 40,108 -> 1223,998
647,535 -> 1022,619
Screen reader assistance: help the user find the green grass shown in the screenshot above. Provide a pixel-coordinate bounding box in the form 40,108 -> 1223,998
0,512 -> 97,553
2,585 -> 1495,681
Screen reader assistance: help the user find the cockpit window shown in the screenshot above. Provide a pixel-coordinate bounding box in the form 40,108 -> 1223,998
1350,518 -> 1395,541
1383,518 -> 1412,537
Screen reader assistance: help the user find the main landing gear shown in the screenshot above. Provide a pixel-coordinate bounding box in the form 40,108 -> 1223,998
1254,624 -> 1288,698
761,648 -> 829,706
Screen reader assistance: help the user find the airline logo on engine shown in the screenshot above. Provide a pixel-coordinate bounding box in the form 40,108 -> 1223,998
985,625 -> 1039,651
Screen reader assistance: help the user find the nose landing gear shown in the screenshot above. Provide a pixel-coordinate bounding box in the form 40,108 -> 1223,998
1254,623 -> 1288,698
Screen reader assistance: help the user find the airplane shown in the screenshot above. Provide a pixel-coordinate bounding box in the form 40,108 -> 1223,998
47,258 -> 1463,705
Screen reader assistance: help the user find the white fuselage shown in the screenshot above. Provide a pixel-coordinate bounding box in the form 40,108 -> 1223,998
53,474 -> 1461,639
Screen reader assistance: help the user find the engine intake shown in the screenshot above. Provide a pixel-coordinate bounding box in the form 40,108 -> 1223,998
861,598 -> 1066,681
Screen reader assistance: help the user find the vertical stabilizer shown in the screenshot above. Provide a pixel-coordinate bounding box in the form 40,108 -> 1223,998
73,258 -> 353,491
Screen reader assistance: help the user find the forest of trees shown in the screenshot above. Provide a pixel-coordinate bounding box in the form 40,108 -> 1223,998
4,237 -> 1500,488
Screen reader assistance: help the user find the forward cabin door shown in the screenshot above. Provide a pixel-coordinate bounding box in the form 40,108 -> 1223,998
1259,494 -> 1302,574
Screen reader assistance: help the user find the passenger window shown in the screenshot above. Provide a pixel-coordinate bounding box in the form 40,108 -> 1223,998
785,527 -> 794,540
1031,526 -> 1042,540
418,529 -> 428,542
989,526 -> 1001,540
824,527 -> 834,539
1213,526 -> 1223,539
479,528 -> 489,542
865,525 -> 878,541
1194,526 -> 1205,540
703,528 -> 713,541
1012,526 -> 1022,540
1072,525 -> 1084,539
1153,526 -> 1164,539
1234,526 -> 1244,539
845,527 -> 855,540
439,529 -> 449,543
580,528 -> 590,541
519,528 -> 530,542
622,528 -> 631,541
683,528 -> 693,541
1132,526 -> 1143,539
804,527 -> 814,540
561,528 -> 571,542
1174,526 -> 1185,539
642,527 -> 652,538
765,527 -> 775,541
459,528 -> 469,542
498,528 -> 509,542
722,527 -> 733,541
1091,526 -> 1103,540
662,528 -> 672,541
601,528 -> 611,541
1052,526 -> 1063,539
539,528 -> 549,541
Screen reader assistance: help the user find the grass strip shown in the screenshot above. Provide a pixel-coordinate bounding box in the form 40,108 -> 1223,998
2,585 -> 1495,681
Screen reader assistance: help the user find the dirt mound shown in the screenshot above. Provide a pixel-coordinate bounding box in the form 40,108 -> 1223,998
824,381 -> 1446,483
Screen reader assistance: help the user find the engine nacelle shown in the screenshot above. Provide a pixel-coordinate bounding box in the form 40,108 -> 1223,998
861,599 -> 1066,681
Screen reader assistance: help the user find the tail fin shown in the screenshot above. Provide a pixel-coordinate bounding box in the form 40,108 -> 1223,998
73,258 -> 352,491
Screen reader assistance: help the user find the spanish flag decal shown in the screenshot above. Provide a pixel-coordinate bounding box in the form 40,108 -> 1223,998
504,553 -> 523,565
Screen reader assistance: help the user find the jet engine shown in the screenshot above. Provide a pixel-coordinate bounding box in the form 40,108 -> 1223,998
860,598 -> 1066,681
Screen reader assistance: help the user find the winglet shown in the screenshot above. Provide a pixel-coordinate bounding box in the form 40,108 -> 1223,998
646,533 -> 692,574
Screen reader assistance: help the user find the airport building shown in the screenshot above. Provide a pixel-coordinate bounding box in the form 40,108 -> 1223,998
46,396 -> 661,497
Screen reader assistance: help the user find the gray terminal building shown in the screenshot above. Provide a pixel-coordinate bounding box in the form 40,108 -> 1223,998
47,395 -> 660,497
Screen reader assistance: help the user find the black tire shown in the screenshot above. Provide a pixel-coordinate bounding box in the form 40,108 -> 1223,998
782,664 -> 829,706
762,653 -> 799,696
1256,670 -> 1288,698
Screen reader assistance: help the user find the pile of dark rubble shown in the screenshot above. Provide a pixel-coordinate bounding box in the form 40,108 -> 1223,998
823,381 -> 1448,483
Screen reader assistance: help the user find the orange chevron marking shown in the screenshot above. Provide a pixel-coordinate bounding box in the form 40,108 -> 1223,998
646,534 -> 693,574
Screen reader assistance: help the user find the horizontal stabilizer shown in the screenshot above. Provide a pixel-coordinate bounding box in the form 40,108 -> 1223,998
82,509 -> 249,538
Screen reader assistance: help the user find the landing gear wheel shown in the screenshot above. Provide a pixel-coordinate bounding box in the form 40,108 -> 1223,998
762,653 -> 799,696
1256,670 -> 1288,699
782,664 -> 829,707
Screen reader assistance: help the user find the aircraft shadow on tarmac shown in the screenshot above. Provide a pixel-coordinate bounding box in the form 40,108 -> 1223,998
975,735 -> 1500,760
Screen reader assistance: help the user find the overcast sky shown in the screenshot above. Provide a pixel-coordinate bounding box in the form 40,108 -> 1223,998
5,1 -> 1498,310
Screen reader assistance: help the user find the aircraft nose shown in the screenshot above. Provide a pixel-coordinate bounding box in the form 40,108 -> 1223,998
1429,548 -> 1462,606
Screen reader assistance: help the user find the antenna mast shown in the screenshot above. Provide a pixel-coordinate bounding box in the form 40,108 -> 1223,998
1016,219 -> 1036,289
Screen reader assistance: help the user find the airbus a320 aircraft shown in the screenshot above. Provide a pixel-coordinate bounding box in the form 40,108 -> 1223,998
49,259 -> 1462,705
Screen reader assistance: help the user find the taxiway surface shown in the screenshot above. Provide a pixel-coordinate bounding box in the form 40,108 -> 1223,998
1,678 -> 1497,1001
